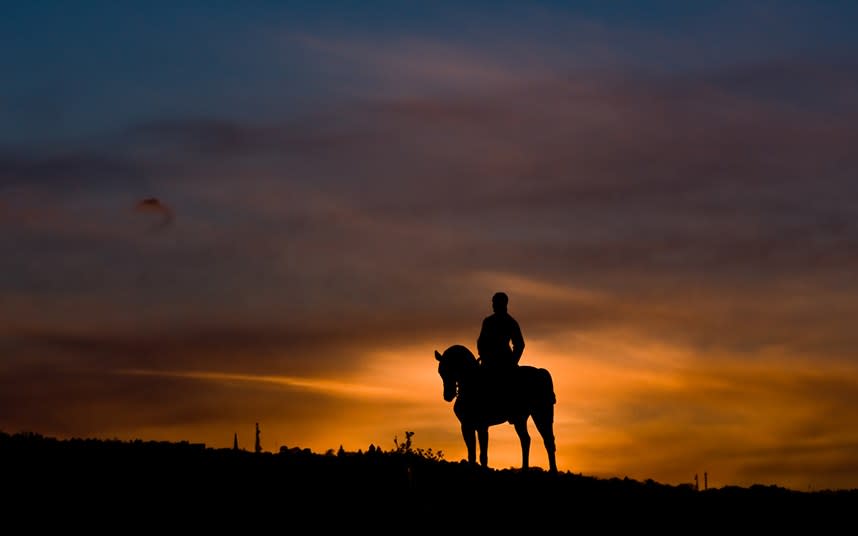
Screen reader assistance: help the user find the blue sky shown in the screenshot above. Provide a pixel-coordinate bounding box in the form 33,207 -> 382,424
4,1 -> 856,143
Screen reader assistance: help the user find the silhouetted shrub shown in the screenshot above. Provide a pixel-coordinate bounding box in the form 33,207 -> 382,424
392,430 -> 444,462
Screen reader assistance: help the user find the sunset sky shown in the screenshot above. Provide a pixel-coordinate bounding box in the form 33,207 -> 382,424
3,1 -> 858,492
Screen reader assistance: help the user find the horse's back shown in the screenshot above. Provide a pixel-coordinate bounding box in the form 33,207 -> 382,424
518,365 -> 556,405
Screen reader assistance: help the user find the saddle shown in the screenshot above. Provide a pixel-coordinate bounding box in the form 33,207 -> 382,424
477,365 -> 520,419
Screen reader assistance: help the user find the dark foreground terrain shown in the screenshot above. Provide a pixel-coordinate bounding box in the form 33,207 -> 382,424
2,431 -> 855,531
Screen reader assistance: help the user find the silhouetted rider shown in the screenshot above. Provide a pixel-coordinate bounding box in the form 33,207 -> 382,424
477,292 -> 524,374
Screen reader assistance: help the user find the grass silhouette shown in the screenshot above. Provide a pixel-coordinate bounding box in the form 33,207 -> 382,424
2,430 -> 854,531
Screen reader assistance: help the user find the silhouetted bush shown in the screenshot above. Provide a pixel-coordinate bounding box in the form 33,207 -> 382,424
392,430 -> 444,461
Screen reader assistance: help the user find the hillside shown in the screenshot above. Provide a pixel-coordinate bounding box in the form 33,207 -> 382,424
2,431 -> 855,531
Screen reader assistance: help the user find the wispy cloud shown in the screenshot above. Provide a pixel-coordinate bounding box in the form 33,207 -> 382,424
289,33 -> 543,94
117,368 -> 404,399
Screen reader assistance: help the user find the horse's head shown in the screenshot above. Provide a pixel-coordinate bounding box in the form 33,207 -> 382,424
435,345 -> 478,402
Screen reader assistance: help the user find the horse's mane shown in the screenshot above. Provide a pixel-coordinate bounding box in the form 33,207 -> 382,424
444,344 -> 479,369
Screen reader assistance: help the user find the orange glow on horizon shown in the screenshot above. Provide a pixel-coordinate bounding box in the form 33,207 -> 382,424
27,328 -> 858,492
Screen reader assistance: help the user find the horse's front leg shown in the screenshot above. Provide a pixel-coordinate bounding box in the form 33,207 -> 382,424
513,419 -> 531,470
477,427 -> 489,468
461,423 -> 477,465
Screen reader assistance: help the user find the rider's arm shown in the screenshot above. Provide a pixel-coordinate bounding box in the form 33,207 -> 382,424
477,317 -> 489,359
511,319 -> 524,364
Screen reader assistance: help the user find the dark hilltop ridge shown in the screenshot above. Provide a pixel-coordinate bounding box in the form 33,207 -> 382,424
2,430 -> 855,531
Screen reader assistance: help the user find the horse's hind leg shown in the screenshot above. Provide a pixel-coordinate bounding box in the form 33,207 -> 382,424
533,409 -> 557,473
477,427 -> 489,468
462,423 -> 477,465
513,419 -> 531,470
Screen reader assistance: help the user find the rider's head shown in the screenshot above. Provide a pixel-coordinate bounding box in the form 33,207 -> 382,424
492,292 -> 509,313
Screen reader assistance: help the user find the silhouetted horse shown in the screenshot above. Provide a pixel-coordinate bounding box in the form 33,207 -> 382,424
435,344 -> 557,473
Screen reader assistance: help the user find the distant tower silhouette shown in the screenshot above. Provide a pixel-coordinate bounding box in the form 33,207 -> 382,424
704,472 -> 708,490
255,422 -> 262,454
233,432 -> 238,451
694,473 -> 699,491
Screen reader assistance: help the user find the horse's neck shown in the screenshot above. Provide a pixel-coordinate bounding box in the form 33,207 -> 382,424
456,361 -> 480,389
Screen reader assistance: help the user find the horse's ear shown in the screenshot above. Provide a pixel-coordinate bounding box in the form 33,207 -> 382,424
435,350 -> 442,361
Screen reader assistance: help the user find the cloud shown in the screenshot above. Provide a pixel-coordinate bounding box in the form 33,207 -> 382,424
128,117 -> 367,158
0,150 -> 145,190
5,55 -> 858,356
134,197 -> 174,230
116,368 -> 405,400
4,40 -> 858,488
563,350 -> 858,490
289,33 -> 543,95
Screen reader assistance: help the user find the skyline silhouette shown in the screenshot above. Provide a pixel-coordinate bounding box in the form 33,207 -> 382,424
2,429 -> 856,533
